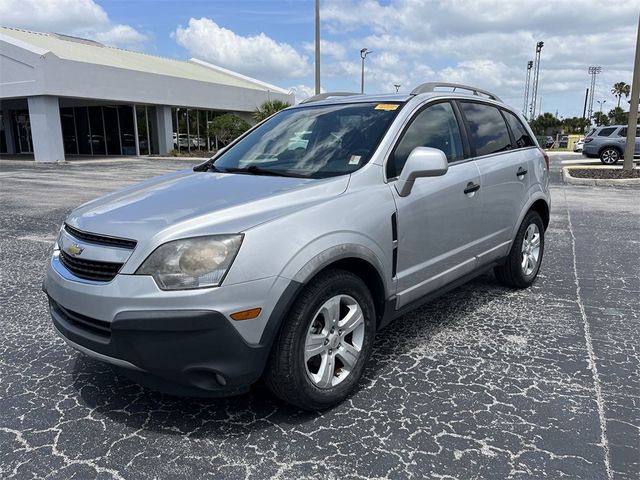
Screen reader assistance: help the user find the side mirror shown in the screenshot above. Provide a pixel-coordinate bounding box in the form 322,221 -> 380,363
395,147 -> 448,197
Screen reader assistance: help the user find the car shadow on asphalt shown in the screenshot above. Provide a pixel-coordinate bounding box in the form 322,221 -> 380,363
69,272 -> 514,437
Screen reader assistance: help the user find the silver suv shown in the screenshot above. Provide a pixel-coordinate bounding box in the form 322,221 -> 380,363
44,83 -> 551,410
583,124 -> 640,164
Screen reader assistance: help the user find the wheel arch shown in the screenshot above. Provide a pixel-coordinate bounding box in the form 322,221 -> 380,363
529,198 -> 550,231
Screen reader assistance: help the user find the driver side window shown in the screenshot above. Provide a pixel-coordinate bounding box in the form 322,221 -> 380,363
387,102 -> 464,178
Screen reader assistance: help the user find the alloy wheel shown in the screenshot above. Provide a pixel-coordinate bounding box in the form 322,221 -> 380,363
521,223 -> 541,276
304,294 -> 365,388
601,149 -> 619,164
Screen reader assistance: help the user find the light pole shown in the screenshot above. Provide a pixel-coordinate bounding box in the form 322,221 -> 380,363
530,41 -> 544,119
596,100 -> 606,113
315,0 -> 320,94
523,60 -> 533,119
587,66 -> 602,120
360,48 -> 372,94
394,84 -> 401,93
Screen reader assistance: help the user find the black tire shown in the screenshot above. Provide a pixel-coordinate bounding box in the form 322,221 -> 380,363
494,211 -> 545,289
600,147 -> 620,165
264,269 -> 376,410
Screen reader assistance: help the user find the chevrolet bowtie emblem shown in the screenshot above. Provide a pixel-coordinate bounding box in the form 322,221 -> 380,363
68,243 -> 84,256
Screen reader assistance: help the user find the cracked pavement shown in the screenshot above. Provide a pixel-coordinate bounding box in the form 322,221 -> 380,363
0,154 -> 638,479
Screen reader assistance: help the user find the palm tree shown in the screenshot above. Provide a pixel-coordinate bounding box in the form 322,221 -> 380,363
611,82 -> 631,108
253,100 -> 291,122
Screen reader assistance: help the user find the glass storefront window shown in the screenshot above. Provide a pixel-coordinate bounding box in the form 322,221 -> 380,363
119,105 -> 136,155
147,106 -> 158,155
177,108 -> 188,151
188,109 -> 198,152
74,107 -> 91,154
136,105 -> 149,155
103,106 -> 121,155
88,106 -> 106,155
1,112 -> 8,153
60,108 -> 78,154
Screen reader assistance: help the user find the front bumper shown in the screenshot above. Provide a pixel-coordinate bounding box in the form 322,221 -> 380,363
45,255 -> 299,396
49,298 -> 268,396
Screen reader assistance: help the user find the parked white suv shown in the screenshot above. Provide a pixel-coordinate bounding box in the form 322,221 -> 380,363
45,83 -> 551,410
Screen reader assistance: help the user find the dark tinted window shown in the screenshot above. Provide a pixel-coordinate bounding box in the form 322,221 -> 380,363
598,127 -> 616,137
460,102 -> 512,156
387,102 -> 464,178
618,128 -> 627,137
503,111 -> 535,148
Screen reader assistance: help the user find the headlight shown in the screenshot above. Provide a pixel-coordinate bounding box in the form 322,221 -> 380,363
136,234 -> 243,290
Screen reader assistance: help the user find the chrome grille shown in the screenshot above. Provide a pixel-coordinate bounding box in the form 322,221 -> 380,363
64,224 -> 137,249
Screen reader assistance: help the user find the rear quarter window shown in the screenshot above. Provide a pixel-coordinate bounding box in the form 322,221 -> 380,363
459,102 -> 512,156
598,127 -> 616,137
503,111 -> 535,148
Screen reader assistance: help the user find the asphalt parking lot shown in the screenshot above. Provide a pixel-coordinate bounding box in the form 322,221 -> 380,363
1,153 -> 638,479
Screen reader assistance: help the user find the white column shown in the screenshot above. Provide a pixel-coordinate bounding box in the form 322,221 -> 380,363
2,105 -> 16,154
27,96 -> 65,163
155,105 -> 173,155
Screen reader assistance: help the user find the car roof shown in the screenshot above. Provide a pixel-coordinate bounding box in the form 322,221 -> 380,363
294,91 -> 509,109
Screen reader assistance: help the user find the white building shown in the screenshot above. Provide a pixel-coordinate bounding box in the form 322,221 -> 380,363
0,27 -> 294,162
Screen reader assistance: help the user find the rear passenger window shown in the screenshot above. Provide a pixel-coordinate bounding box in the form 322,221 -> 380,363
503,111 -> 535,148
598,127 -> 616,137
460,102 -> 512,156
618,128 -> 627,137
388,102 -> 464,178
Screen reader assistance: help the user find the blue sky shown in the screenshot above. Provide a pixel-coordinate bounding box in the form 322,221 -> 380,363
1,0 -> 637,117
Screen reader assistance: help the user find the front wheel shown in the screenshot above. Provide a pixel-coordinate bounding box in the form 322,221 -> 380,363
264,269 -> 376,410
495,211 -> 545,289
600,148 -> 620,165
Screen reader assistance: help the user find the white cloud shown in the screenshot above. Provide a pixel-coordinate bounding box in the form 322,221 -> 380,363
174,17 -> 311,82
319,0 -> 637,116
0,0 -> 149,50
302,39 -> 348,60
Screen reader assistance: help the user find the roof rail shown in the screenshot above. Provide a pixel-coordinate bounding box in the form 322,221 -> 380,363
300,92 -> 361,104
411,82 -> 502,102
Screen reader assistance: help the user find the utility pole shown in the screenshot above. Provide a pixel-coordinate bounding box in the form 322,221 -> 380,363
587,66 -> 602,120
530,41 -> 544,119
360,48 -> 372,94
623,13 -> 639,171
523,60 -> 533,119
582,88 -> 589,119
315,0 -> 320,94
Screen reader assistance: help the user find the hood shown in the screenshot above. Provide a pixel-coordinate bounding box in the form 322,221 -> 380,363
66,170 -> 349,241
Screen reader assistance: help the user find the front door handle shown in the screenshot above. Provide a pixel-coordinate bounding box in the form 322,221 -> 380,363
517,167 -> 528,177
464,182 -> 480,194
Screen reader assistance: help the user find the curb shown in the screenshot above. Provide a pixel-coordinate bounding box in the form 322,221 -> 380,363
562,167 -> 640,186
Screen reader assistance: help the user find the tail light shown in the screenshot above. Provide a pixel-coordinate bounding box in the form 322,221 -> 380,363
584,137 -> 593,143
539,148 -> 549,170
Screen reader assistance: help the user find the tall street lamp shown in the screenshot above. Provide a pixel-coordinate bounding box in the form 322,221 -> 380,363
360,48 -> 372,94
597,100 -> 606,113
394,84 -> 401,92
315,0 -> 320,94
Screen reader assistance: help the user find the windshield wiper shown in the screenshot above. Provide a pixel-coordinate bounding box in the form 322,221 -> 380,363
222,166 -> 306,178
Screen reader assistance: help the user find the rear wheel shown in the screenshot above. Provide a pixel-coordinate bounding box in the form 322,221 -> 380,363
264,269 -> 376,410
495,211 -> 544,289
600,148 -> 620,165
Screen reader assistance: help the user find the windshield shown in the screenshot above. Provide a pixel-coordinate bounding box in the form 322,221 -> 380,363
212,102 -> 402,178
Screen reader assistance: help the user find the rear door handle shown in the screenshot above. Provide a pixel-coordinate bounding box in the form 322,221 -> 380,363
517,167 -> 528,177
464,182 -> 480,194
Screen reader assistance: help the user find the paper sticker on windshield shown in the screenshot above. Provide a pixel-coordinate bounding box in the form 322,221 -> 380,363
375,104 -> 399,111
349,155 -> 361,165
